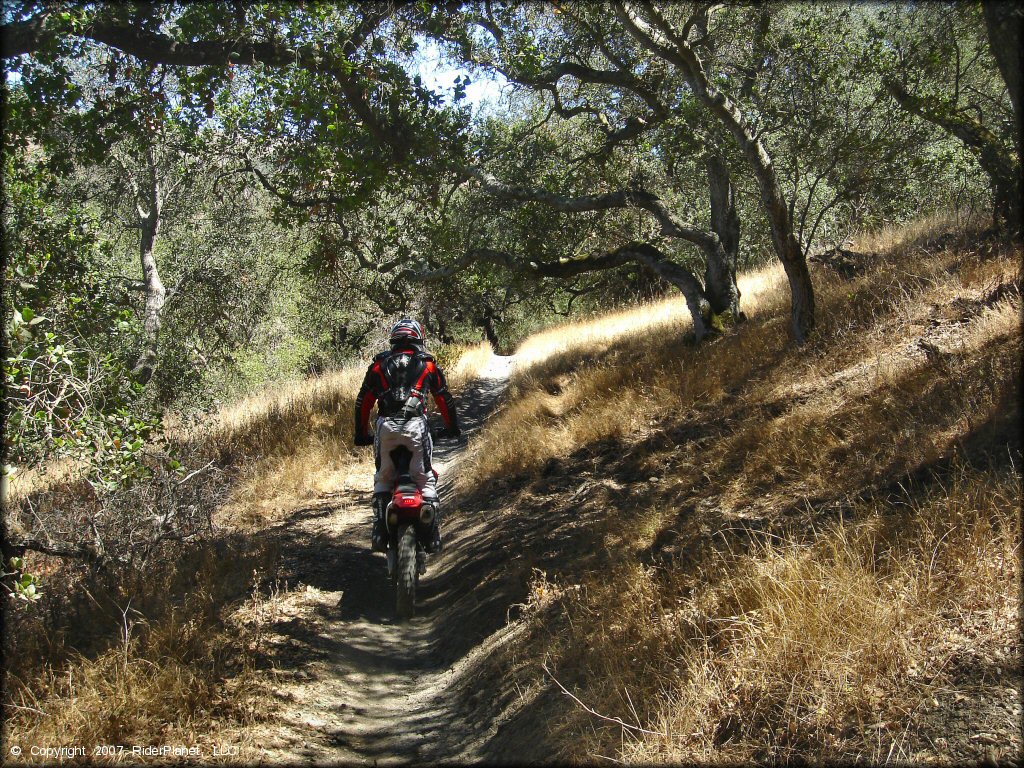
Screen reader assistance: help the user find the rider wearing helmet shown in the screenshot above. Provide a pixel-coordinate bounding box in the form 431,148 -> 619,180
354,318 -> 461,553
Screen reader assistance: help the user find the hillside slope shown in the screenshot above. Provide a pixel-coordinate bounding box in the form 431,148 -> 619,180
228,217 -> 1020,765
447,219 -> 1021,764
4,218 -> 1018,765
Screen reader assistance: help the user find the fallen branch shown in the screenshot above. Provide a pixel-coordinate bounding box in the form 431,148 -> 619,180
176,461 -> 216,486
542,663 -> 667,737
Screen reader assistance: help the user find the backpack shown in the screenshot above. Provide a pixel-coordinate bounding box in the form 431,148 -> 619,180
375,349 -> 432,419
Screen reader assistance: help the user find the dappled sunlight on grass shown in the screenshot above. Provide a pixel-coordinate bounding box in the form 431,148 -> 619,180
513,295 -> 692,373
548,463 -> 1020,764
458,215 -> 1020,763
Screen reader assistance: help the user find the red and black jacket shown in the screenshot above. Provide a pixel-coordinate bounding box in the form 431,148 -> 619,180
354,346 -> 459,441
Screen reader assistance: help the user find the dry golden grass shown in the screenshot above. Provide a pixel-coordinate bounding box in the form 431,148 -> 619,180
540,462 -> 1019,764
3,341 -> 496,762
3,540 -> 278,764
5,458 -> 86,505
458,259 -> 790,488
166,366 -> 364,527
212,341 -> 494,527
437,340 -> 497,389
462,218 -> 1019,502
5,626 -> 263,765
844,208 -> 986,255
461,213 -> 1021,763
168,367 -> 364,462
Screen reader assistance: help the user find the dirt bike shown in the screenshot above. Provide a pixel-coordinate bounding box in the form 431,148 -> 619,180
382,432 -> 451,621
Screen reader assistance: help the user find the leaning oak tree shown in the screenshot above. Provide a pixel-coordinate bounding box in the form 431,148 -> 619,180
425,2 -> 747,342
612,1 -> 816,341
428,1 -> 820,341
875,2 -> 1021,235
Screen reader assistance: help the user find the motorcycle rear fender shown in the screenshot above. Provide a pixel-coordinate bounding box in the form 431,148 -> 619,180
387,496 -> 424,528
392,488 -> 423,509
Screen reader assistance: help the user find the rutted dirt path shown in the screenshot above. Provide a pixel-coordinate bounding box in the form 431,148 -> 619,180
243,355 -> 537,764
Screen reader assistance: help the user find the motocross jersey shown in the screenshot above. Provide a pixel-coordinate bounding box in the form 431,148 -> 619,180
354,346 -> 459,441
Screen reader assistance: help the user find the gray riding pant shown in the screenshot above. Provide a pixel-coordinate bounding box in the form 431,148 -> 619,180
373,415 -> 438,501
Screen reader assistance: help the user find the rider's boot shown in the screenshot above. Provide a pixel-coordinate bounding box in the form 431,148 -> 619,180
423,502 -> 442,554
371,492 -> 390,552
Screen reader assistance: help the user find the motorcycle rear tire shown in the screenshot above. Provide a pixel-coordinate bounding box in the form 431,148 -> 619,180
395,524 -> 418,621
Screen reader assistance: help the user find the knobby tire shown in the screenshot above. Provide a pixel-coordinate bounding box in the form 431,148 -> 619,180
395,524 -> 418,621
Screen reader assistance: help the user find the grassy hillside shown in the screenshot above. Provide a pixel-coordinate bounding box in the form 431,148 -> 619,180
459,214 -> 1021,763
3,213 -> 1018,764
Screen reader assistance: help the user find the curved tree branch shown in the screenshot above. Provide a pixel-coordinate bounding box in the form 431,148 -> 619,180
2,8 -> 404,154
461,165 -> 722,253
462,242 -> 710,339
244,156 -> 357,209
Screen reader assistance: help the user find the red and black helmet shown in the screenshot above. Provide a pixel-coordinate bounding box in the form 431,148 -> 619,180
389,318 -> 424,346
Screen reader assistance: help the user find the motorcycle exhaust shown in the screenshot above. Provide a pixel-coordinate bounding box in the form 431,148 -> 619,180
419,505 -> 434,525
387,502 -> 398,527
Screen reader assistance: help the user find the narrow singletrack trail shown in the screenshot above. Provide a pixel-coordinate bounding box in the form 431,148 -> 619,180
246,355 -> 532,764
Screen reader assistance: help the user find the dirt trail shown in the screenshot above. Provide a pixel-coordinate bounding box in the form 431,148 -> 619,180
245,355 -> 538,764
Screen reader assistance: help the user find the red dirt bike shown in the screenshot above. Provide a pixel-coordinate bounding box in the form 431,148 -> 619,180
382,437 -> 449,621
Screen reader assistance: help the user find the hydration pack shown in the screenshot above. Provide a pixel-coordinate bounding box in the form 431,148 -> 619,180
376,350 -> 430,420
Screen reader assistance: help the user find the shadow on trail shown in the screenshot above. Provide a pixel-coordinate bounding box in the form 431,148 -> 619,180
246,356 -> 647,763
241,358 -> 575,762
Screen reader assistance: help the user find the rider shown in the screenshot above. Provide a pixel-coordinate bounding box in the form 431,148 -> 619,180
353,318 -> 460,554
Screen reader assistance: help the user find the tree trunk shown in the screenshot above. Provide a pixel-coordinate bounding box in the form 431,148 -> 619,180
704,153 -> 742,318
983,2 -> 1023,139
686,73 -> 814,341
478,305 -> 501,352
132,155 -> 167,391
629,248 -> 710,341
132,212 -> 166,386
982,1 -> 1023,236
435,317 -> 455,345
885,77 -> 1020,234
615,3 -> 815,342
124,145 -> 168,386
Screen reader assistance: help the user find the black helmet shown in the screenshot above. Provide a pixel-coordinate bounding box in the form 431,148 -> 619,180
389,318 -> 425,346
